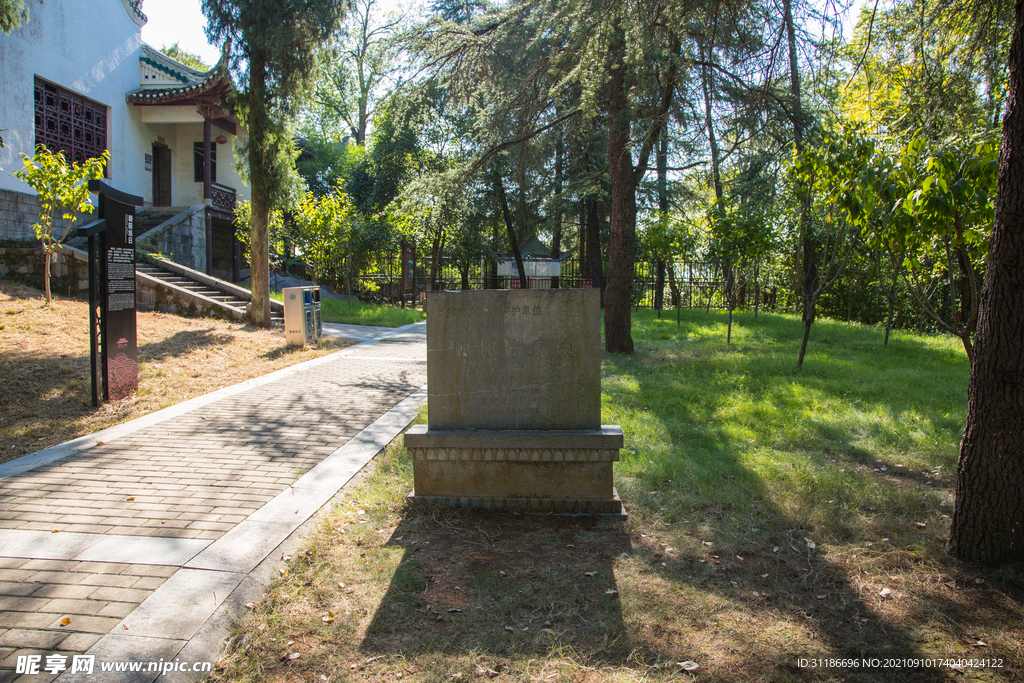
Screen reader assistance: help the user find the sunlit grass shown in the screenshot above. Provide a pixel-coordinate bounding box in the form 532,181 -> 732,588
317,297 -> 425,327
212,307 -> 1024,683
262,288 -> 425,327
608,309 -> 967,535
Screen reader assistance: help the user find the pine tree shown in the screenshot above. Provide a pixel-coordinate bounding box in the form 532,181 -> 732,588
202,0 -> 347,326
948,0 -> 1024,565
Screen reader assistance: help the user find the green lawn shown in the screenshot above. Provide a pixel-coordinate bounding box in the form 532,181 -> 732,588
265,289 -> 425,327
608,308 -> 968,536
212,309 -> 1024,683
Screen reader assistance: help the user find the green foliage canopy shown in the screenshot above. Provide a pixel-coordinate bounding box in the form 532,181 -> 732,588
13,147 -> 107,303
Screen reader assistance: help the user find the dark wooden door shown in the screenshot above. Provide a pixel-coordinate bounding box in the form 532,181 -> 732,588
152,144 -> 171,206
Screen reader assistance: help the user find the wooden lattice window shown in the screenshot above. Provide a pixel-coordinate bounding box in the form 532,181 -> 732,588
33,77 -> 108,166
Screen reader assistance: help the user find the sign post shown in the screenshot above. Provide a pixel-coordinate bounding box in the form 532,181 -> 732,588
77,181 -> 143,407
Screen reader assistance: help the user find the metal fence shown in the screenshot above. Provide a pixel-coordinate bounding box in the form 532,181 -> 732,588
354,257 -> 735,310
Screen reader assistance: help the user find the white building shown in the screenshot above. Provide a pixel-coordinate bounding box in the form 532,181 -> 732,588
0,0 -> 248,278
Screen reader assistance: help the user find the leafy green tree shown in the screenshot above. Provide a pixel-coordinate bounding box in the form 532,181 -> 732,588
292,187 -> 352,285
640,210 -> 699,325
1,0 -> 28,33
13,148 -> 107,303
311,0 -> 403,146
232,199 -> 286,270
841,0 -> 1012,145
844,133 -> 997,359
893,137 -> 997,361
202,0 -> 347,326
707,202 -> 776,344
788,124 -> 872,366
160,43 -> 211,71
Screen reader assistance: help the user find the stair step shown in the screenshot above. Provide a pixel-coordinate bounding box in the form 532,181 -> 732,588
136,259 -> 267,318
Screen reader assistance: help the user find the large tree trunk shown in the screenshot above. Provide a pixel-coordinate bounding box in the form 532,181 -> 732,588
655,134 -> 668,317
586,200 -> 604,305
551,123 -> 563,289
948,0 -> 1024,564
248,48 -> 271,328
493,168 -> 527,289
884,266 -> 897,347
605,22 -> 635,352
785,0 -> 814,367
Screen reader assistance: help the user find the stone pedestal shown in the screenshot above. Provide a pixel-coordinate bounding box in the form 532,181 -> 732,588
405,289 -> 624,515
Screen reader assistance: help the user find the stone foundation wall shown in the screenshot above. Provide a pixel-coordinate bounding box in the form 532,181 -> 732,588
0,189 -> 42,243
0,189 -> 91,246
138,206 -> 207,273
0,246 -> 89,296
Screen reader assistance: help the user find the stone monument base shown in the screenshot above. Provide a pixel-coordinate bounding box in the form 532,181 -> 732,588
404,425 -> 625,516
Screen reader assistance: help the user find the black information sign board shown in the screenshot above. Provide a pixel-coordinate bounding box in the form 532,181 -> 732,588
79,181 -> 143,406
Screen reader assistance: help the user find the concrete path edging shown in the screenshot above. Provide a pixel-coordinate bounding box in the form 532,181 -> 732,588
54,386 -> 427,683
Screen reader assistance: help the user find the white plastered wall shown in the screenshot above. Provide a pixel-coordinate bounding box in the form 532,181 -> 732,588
169,122 -> 248,208
0,0 -> 152,200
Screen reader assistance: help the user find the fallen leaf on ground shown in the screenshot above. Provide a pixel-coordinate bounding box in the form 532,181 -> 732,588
879,588 -> 892,598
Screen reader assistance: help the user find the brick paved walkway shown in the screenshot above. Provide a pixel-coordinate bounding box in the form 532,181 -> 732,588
0,323 -> 426,683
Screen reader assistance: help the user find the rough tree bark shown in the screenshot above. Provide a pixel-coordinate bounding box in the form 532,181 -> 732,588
493,167 -> 527,289
655,133 -> 668,317
948,0 -> 1024,564
551,123 -> 563,289
248,48 -> 271,328
605,22 -> 636,352
605,26 -> 678,352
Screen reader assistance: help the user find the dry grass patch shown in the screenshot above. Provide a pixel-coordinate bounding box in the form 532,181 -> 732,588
209,309 -> 1024,683
0,281 -> 356,464
210,440 -> 1024,683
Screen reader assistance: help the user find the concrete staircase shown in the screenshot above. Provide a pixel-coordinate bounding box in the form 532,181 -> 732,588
137,256 -> 284,324
134,207 -> 188,235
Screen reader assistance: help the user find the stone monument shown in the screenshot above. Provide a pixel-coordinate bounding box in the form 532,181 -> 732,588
405,289 -> 624,514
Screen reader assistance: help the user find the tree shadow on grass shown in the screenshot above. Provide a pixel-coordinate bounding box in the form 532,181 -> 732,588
596,337 -> 1022,681
139,328 -> 235,363
360,508 -> 647,673
0,347 -> 93,463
